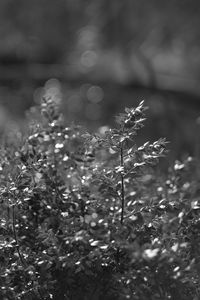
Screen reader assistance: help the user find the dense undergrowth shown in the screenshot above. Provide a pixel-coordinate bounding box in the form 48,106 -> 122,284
0,95 -> 200,300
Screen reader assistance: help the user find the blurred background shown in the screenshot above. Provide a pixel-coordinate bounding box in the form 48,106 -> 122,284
1,0 -> 200,162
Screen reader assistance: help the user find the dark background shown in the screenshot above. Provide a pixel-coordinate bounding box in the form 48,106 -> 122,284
1,0 -> 200,161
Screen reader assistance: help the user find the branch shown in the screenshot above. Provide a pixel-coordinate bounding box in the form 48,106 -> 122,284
12,204 -> 26,267
120,143 -> 125,225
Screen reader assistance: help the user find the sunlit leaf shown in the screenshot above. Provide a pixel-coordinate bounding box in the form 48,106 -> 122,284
143,248 -> 159,259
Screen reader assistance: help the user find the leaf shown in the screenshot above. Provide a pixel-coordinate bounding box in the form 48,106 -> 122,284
143,248 -> 159,259
191,200 -> 200,209
171,243 -> 179,252
90,240 -> 99,246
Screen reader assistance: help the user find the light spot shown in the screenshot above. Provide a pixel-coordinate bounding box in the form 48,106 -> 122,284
87,86 -> 104,103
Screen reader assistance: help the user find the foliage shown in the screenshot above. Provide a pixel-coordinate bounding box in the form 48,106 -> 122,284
0,96 -> 200,300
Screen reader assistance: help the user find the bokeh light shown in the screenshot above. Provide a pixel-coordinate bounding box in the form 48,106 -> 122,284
87,85 -> 104,103
81,50 -> 98,69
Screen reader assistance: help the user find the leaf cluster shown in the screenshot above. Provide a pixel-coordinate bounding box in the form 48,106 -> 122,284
0,96 -> 199,300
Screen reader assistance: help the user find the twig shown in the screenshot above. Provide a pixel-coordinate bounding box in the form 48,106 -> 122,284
116,142 -> 126,265
120,143 -> 125,225
12,204 -> 26,267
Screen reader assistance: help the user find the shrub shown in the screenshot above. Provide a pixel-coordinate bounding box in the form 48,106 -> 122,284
0,96 -> 200,299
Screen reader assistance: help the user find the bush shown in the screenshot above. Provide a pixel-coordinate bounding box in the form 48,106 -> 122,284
0,96 -> 200,299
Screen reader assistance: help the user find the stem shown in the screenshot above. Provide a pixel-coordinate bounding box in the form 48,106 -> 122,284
120,143 -> 125,225
116,142 -> 126,265
12,205 -> 26,266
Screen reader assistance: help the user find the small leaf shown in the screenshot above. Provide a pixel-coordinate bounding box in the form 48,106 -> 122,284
171,243 -> 179,252
90,240 -> 99,246
143,248 -> 159,259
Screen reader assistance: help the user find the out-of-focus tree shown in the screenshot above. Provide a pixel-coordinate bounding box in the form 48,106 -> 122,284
85,0 -> 200,84
0,0 -> 86,63
1,0 -> 200,85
